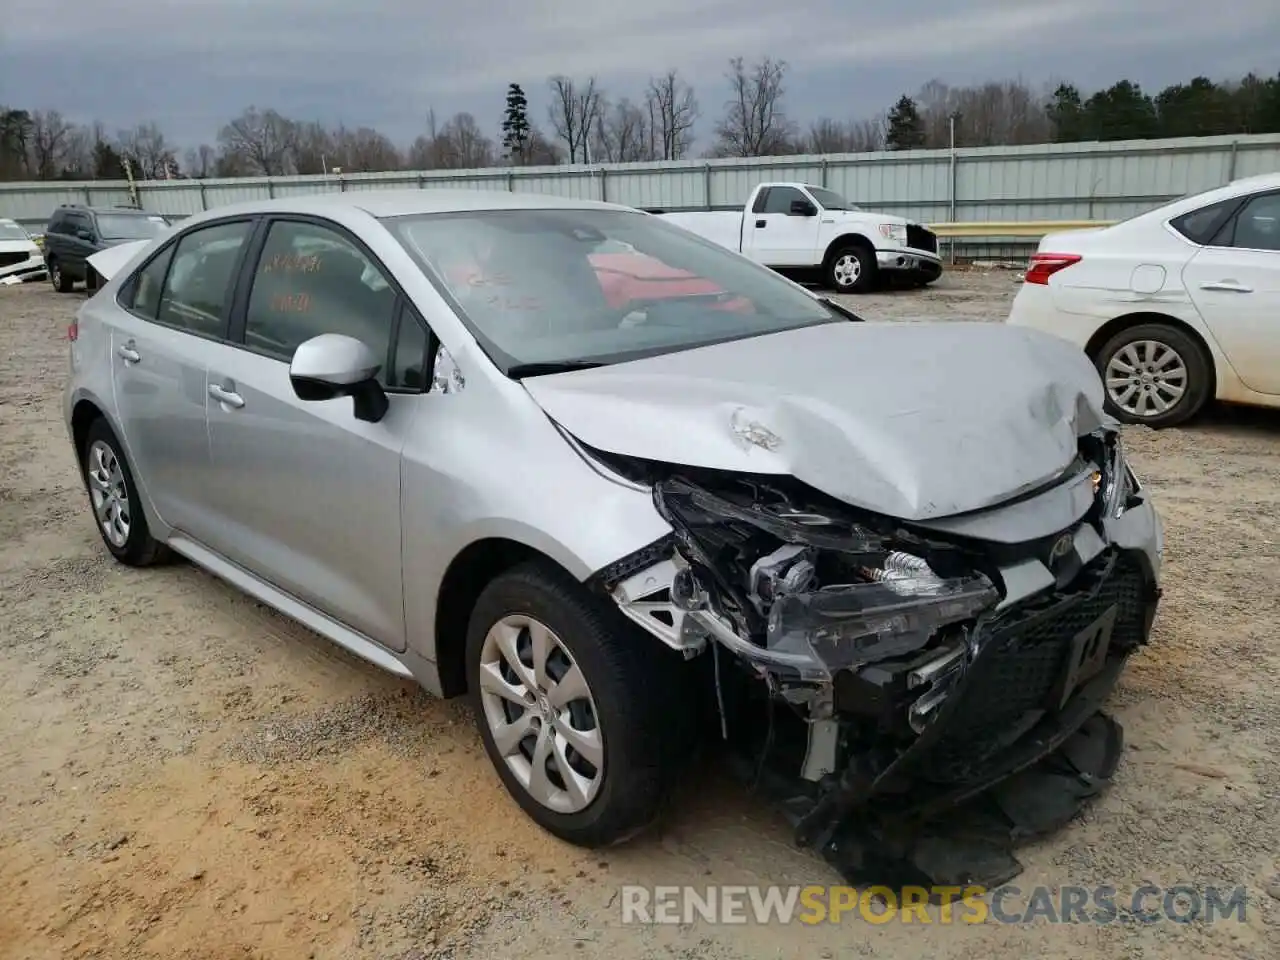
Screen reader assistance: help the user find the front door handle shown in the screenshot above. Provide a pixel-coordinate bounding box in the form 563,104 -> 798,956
208,384 -> 245,409
755,219 -> 767,228
116,343 -> 140,364
1200,280 -> 1253,293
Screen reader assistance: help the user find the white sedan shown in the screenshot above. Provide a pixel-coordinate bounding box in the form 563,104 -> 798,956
1007,172 -> 1280,427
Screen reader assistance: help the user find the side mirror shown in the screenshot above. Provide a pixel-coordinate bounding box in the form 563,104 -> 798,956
76,229 -> 95,241
289,333 -> 389,423
790,200 -> 818,217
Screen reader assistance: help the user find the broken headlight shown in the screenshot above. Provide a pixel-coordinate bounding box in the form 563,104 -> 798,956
1090,430 -> 1139,519
656,476 -> 999,682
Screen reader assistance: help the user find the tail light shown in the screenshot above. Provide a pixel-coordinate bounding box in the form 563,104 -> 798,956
67,318 -> 78,341
1024,252 -> 1081,285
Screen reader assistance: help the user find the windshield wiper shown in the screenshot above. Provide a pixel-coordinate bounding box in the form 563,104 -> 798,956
507,359 -> 606,378
818,297 -> 865,322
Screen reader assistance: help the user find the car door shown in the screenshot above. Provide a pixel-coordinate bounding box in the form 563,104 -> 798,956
1182,190 -> 1280,395
64,212 -> 98,279
106,218 -> 257,540
746,186 -> 822,267
203,216 -> 422,651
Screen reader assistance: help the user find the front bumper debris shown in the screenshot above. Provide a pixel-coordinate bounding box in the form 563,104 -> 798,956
594,431 -> 1160,886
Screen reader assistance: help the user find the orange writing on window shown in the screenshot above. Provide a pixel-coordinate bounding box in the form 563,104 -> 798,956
271,292 -> 311,313
263,253 -> 322,274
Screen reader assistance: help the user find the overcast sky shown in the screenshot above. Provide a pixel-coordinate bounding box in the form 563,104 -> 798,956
2,0 -> 1277,151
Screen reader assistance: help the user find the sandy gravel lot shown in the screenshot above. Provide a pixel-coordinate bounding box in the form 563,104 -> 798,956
2,269 -> 1279,959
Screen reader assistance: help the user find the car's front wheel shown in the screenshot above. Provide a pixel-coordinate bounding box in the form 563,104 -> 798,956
80,418 -> 171,566
466,561 -> 681,847
1095,322 -> 1212,428
826,244 -> 876,293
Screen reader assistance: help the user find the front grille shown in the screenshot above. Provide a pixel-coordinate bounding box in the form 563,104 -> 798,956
906,224 -> 938,254
917,550 -> 1147,782
0,251 -> 30,268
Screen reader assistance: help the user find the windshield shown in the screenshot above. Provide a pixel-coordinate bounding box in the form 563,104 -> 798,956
807,187 -> 860,212
383,208 -> 839,372
0,221 -> 30,241
97,214 -> 168,240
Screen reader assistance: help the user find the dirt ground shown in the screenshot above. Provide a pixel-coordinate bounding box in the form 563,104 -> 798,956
2,268 -> 1278,959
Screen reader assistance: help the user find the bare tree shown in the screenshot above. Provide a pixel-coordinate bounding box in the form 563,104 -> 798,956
803,116 -> 885,154
406,109 -> 494,169
592,99 -> 653,163
289,121 -> 333,174
28,110 -> 76,179
331,125 -> 402,172
217,107 -> 297,175
913,78 -> 1051,148
436,113 -> 495,168
117,122 -> 173,179
712,57 -> 796,157
183,144 -> 217,178
547,75 -> 605,162
644,70 -> 699,160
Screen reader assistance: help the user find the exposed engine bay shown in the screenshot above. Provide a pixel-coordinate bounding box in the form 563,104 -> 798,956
587,427 -> 1162,889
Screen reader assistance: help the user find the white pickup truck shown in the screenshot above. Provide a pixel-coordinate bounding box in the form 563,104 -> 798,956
654,182 -> 942,293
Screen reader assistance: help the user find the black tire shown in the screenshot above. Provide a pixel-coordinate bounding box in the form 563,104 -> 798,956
825,243 -> 877,294
49,258 -> 74,293
80,418 -> 171,566
1094,322 -> 1212,428
465,561 -> 688,847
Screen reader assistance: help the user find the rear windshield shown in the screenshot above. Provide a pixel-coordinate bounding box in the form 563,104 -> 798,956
97,214 -> 168,240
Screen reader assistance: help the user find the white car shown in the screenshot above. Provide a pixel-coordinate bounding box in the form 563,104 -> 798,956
0,217 -> 48,284
1007,172 -> 1280,427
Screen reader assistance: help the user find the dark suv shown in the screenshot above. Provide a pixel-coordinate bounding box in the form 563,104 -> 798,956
42,205 -> 171,293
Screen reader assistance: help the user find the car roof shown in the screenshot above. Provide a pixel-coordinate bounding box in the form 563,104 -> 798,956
53,205 -> 157,215
179,188 -> 638,223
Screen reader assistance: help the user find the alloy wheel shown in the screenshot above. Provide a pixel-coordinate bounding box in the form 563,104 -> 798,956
832,253 -> 861,288
86,439 -> 131,548
1104,339 -> 1189,419
477,614 -> 604,814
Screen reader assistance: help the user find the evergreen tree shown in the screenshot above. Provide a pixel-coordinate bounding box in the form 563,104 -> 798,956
885,95 -> 924,150
1047,83 -> 1088,142
501,83 -> 532,164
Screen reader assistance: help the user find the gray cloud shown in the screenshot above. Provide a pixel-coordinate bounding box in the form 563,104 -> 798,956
1,0 -> 1276,148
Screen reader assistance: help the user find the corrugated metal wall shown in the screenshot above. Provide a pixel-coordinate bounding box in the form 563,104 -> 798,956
5,134 -> 1278,255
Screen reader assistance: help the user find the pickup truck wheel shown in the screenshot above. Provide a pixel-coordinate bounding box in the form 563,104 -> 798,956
827,245 -> 876,294
1095,323 -> 1211,428
466,561 -> 682,848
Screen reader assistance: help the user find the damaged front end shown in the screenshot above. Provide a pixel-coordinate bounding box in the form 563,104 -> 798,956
589,428 -> 1161,887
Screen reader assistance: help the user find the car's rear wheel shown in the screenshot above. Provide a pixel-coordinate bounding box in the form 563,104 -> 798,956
826,244 -> 876,294
1095,322 -> 1212,428
465,561 -> 682,847
80,418 -> 171,566
49,258 -> 74,293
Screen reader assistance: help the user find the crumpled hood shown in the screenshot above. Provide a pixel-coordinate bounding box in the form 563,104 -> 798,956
835,210 -> 910,227
523,321 -> 1108,521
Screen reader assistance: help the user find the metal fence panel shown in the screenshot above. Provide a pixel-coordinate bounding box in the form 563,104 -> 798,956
5,134 -> 1277,257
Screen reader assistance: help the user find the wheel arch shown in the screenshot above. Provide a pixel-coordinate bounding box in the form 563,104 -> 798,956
70,397 -> 107,465
433,537 -> 581,699
1084,311 -> 1218,397
822,232 -> 876,269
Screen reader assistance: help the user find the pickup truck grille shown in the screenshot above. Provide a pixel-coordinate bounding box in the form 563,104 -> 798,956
906,224 -> 938,255
0,251 -> 30,268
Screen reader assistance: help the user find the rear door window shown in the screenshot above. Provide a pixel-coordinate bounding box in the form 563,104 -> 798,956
155,221 -> 253,338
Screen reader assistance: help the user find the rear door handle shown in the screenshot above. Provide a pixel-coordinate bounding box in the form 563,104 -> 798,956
1200,280 -> 1253,293
208,384 -> 245,409
116,343 -> 140,364
755,219 -> 767,228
